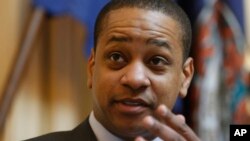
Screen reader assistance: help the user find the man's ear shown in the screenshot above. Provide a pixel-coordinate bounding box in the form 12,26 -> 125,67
87,49 -> 95,89
179,57 -> 194,98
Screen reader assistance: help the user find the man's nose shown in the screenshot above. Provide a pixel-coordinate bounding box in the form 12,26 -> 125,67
120,62 -> 150,91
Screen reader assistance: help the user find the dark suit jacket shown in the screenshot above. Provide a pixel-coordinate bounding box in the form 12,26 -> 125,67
25,118 -> 97,141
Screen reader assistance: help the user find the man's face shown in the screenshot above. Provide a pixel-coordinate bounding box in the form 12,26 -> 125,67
87,8 -> 193,139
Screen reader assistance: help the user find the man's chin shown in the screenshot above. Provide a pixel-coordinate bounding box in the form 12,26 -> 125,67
110,124 -> 156,140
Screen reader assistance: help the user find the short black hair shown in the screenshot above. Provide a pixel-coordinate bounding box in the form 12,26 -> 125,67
94,0 -> 192,59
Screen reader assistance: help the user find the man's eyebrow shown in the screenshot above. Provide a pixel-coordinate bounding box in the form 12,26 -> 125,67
146,38 -> 171,50
107,35 -> 131,44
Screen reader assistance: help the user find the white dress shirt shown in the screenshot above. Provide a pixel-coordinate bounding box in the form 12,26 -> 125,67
89,111 -> 162,141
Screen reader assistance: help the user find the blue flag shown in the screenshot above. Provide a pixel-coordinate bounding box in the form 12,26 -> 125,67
32,0 -> 109,56
223,0 -> 245,32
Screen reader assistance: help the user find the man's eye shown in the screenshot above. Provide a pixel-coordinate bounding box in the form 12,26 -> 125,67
149,56 -> 168,66
109,52 -> 125,62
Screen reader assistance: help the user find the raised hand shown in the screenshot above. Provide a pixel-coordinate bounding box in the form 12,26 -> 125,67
135,105 -> 200,141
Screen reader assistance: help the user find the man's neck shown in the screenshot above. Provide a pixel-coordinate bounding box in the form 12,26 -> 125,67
89,111 -> 162,141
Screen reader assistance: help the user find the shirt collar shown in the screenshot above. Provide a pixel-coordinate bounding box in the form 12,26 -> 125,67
89,111 -> 123,141
89,111 -> 162,141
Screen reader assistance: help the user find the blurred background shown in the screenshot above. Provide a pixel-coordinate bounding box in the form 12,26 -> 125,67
0,0 -> 250,141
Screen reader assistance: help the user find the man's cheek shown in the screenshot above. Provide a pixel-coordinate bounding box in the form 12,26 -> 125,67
158,95 -> 175,109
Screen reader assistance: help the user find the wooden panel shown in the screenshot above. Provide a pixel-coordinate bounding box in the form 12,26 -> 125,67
1,9 -> 92,141
244,0 -> 250,71
48,16 -> 92,130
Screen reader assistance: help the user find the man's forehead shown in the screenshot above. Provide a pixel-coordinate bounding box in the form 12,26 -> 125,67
101,8 -> 181,42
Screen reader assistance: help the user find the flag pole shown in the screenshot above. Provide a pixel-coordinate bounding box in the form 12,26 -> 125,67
0,7 -> 45,131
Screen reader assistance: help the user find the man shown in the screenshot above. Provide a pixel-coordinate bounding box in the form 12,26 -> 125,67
27,0 -> 200,140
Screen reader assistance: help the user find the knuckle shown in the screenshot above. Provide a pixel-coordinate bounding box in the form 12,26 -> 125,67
177,122 -> 189,134
151,121 -> 163,134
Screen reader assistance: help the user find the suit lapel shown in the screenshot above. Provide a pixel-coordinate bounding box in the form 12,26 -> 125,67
71,117 -> 97,141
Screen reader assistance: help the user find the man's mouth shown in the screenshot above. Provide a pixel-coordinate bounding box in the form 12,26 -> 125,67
113,98 -> 152,115
120,98 -> 149,107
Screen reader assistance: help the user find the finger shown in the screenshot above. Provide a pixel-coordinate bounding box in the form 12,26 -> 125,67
142,116 -> 185,141
156,105 -> 200,141
176,114 -> 186,123
134,136 -> 146,141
